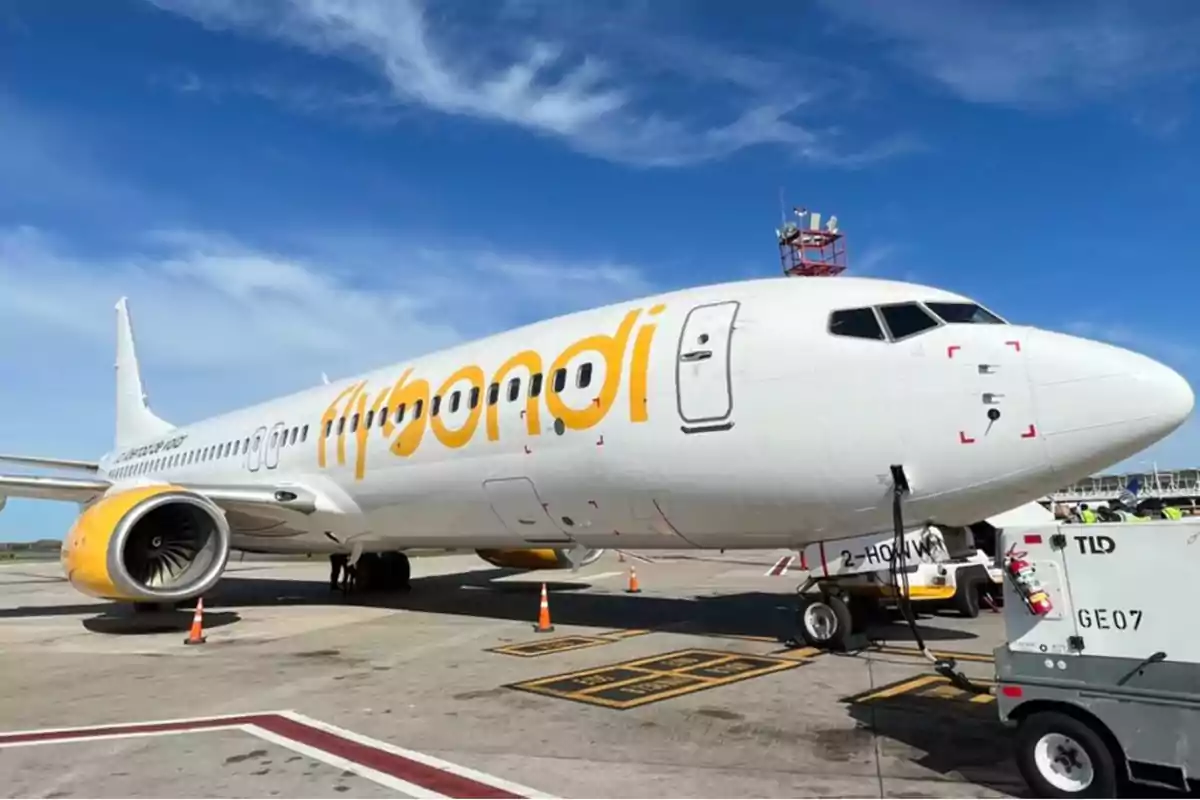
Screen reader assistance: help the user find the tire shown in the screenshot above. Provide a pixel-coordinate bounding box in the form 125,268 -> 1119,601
381,552 -> 411,592
796,593 -> 854,650
1015,710 -> 1118,798
953,567 -> 984,618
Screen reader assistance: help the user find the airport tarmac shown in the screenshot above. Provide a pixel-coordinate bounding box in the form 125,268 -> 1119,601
0,550 -> 1020,798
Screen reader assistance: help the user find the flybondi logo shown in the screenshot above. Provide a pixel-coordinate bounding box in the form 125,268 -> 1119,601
318,304 -> 665,479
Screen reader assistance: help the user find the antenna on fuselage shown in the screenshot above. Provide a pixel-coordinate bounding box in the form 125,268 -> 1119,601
776,204 -> 848,277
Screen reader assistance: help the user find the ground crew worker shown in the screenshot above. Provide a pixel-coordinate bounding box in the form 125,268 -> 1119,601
1163,505 -> 1184,520
1080,505 -> 1098,524
330,552 -> 348,590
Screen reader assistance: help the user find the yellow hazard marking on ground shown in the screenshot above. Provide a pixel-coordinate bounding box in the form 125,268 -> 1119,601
769,645 -> 823,660
507,648 -> 806,709
845,673 -> 996,707
487,629 -> 652,658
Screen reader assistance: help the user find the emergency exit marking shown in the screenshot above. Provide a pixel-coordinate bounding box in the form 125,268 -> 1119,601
947,345 -> 961,359
1005,340 -> 1021,352
1077,608 -> 1143,631
1074,535 -> 1116,555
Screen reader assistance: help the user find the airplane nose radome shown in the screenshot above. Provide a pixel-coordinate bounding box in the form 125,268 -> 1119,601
1031,331 -> 1194,473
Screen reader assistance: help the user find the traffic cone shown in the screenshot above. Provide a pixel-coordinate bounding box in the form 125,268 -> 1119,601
183,597 -> 206,645
625,565 -> 641,594
534,583 -> 554,633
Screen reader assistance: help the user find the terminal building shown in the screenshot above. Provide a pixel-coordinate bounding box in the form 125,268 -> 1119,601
1046,468 -> 1200,512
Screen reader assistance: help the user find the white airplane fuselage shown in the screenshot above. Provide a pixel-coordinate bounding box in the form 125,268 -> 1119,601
95,276 -> 1194,560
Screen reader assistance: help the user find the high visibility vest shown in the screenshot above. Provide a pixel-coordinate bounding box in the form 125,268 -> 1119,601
1080,509 -> 1098,524
1163,506 -> 1183,520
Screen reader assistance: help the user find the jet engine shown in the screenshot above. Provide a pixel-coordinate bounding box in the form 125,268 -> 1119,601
475,547 -> 605,571
61,485 -> 231,602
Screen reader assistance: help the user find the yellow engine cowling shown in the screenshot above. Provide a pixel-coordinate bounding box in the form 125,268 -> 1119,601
475,547 -> 605,570
61,485 -> 231,602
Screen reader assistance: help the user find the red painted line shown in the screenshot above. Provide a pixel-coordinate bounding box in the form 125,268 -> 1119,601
799,549 -> 808,571
819,542 -> 829,578
946,345 -> 961,359
256,716 -> 521,799
0,715 -> 259,747
1005,340 -> 1021,352
767,555 -> 793,576
1021,424 -> 1038,439
959,431 -> 976,444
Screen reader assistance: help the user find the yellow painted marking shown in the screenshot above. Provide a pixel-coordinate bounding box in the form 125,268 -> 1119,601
924,683 -> 967,700
773,646 -> 822,660
970,691 -> 996,704
601,629 -> 652,640
854,674 -> 943,703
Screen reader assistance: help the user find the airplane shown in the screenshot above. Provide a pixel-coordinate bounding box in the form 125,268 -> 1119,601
0,276 -> 1193,645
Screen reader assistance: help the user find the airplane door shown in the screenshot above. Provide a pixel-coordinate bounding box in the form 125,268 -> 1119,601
676,300 -> 740,428
264,422 -> 285,470
245,425 -> 267,473
483,478 -> 574,544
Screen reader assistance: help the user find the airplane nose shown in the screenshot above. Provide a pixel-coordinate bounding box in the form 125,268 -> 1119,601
1028,330 -> 1194,476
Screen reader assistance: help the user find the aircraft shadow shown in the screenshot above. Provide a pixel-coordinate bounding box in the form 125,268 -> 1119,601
0,568 -> 977,645
205,570 -> 978,645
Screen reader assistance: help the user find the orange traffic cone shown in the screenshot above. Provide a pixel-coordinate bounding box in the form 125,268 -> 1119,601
184,597 -> 206,645
625,565 -> 641,594
534,583 -> 554,633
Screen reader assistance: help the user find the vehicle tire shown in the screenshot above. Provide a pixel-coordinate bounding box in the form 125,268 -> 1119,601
355,553 -> 384,593
381,551 -> 411,592
846,595 -> 877,634
953,568 -> 984,618
796,593 -> 854,650
1015,710 -> 1118,798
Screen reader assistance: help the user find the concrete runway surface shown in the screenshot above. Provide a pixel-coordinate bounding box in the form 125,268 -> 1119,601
0,549 -> 1022,798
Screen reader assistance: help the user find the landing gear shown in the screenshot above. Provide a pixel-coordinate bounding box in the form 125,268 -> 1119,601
350,552 -> 411,593
796,592 -> 854,650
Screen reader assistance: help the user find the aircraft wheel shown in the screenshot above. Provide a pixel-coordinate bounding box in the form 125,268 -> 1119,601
796,593 -> 854,650
354,553 -> 384,593
381,551 -> 411,592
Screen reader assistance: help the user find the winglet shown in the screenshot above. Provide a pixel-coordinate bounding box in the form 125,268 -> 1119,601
115,297 -> 174,448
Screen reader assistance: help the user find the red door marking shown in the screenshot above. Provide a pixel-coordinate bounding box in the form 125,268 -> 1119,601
1021,424 -> 1037,439
947,345 -> 961,359
1005,340 -> 1021,352
959,431 -> 976,444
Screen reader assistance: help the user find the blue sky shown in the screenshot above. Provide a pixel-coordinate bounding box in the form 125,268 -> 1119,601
2,0 -> 1199,541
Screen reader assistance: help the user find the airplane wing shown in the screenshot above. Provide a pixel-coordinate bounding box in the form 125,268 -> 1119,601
0,454 -> 100,472
0,475 -> 318,518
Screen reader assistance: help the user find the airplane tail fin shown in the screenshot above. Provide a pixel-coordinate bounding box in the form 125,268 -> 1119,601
114,297 -> 174,448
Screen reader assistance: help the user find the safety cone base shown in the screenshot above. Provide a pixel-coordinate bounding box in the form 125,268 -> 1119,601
625,587 -> 641,594
533,623 -> 555,633
184,634 -> 207,645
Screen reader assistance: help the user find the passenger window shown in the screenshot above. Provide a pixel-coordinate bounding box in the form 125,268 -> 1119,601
469,386 -> 480,409
879,302 -> 940,340
553,368 -> 567,393
233,441 -> 240,456
379,407 -> 388,426
243,437 -> 250,451
337,417 -> 345,435
271,431 -> 279,447
487,383 -> 499,405
325,420 -> 333,438
507,378 -> 520,402
450,391 -> 461,413
395,404 -> 406,424
530,373 -> 543,398
828,308 -> 885,340
351,413 -> 359,432
413,399 -> 424,419
290,427 -> 298,445
301,425 -> 309,442
924,302 -> 1005,325
432,395 -> 441,416
365,410 -> 375,430
576,363 -> 593,389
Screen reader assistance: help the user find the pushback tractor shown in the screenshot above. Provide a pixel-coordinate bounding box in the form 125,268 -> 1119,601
994,519 -> 1200,797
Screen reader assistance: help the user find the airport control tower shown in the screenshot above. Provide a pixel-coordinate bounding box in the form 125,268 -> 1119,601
777,206 -> 847,277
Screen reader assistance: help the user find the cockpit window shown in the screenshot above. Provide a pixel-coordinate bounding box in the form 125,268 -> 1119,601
878,302 -> 939,340
828,307 -> 885,340
925,302 -> 1005,325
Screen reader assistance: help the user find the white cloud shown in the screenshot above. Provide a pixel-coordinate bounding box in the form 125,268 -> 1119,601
818,0 -> 1200,108
144,0 -> 915,167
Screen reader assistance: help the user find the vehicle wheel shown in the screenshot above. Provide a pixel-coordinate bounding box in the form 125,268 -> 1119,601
953,568 -> 983,618
796,593 -> 854,650
355,553 -> 384,593
1015,710 -> 1118,798
846,595 -> 877,634
381,551 -> 411,592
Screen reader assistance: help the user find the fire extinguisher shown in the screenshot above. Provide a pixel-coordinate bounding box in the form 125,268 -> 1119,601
1005,553 -> 1053,616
